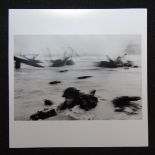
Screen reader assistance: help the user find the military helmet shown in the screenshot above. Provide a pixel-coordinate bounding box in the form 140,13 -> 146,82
62,87 -> 80,98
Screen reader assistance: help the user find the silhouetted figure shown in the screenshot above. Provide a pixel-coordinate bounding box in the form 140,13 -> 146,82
30,87 -> 98,120
58,87 -> 98,111
112,96 -> 141,113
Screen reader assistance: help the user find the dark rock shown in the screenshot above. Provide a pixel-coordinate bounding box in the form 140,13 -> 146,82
44,99 -> 54,106
77,76 -> 92,79
49,80 -> 61,84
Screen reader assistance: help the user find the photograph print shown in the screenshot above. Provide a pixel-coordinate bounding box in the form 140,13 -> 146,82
14,35 -> 142,121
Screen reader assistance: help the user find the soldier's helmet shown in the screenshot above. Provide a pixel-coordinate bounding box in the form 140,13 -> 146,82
62,87 -> 80,99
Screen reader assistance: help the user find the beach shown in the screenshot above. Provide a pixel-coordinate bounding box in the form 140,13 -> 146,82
14,56 -> 142,120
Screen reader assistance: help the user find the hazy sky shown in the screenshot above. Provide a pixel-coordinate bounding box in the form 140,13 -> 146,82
14,35 -> 141,58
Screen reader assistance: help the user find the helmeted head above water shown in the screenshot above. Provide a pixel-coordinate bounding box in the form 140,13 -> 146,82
62,87 -> 80,99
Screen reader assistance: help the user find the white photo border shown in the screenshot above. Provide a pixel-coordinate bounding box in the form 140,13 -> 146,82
9,9 -> 148,148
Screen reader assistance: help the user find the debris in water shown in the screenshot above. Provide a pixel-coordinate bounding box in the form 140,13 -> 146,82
44,99 -> 54,106
77,76 -> 92,79
58,70 -> 68,73
14,56 -> 44,69
97,53 -> 139,68
112,96 -> 141,114
133,65 -> 138,68
30,108 -> 57,120
49,80 -> 61,85
50,52 -> 75,67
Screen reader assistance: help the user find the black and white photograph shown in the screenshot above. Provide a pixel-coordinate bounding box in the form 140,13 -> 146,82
14,35 -> 142,121
9,9 -> 148,147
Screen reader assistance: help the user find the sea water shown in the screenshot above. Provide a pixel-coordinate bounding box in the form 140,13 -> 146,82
14,55 -> 142,120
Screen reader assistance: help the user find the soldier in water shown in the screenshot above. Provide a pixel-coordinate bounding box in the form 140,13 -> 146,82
57,87 -> 98,111
30,87 -> 98,120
